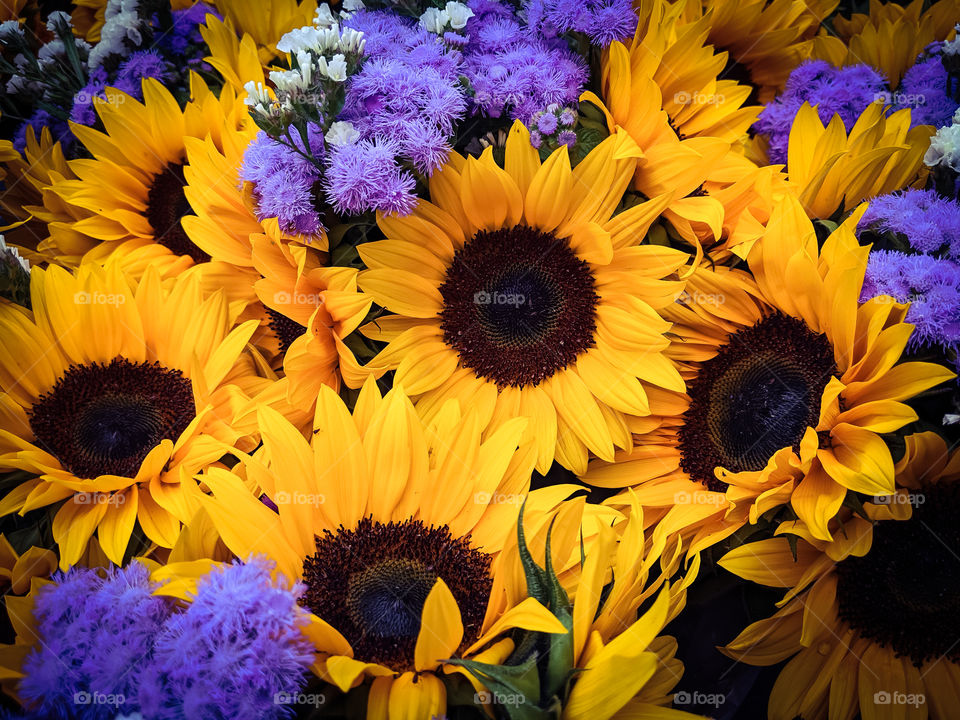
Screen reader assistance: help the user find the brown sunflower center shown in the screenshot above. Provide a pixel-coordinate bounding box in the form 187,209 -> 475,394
265,308 -> 306,355
677,312 -> 836,491
438,226 -> 599,388
146,163 -> 209,264
300,517 -> 492,672
28,358 -> 195,479
836,482 -> 960,666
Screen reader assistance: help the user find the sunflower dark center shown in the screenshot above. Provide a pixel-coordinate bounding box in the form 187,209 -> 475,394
145,162 -> 209,264
28,358 -> 195,479
678,312 -> 836,491
438,226 -> 599,388
301,517 -> 492,672
836,482 -> 960,666
265,308 -> 306,355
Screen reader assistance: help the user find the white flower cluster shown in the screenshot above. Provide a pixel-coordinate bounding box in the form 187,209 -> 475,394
925,107 -> 960,172
0,235 -> 29,276
88,0 -> 146,67
419,2 -> 474,35
325,120 -> 359,147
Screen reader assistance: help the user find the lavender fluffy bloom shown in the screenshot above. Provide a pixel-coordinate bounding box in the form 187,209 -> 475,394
896,56 -> 959,128
754,60 -> 888,165
345,10 -> 461,76
325,138 -> 417,216
860,250 -> 960,362
537,112 -> 558,134
463,40 -> 587,121
525,0 -> 637,46
138,558 -> 313,720
557,129 -> 577,147
858,189 -> 960,257
14,109 -> 73,153
116,50 -> 174,95
240,129 -> 324,235
18,563 -> 172,720
156,2 -> 220,57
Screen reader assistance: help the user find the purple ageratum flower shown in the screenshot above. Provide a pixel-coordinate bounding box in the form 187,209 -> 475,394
18,562 -> 173,720
525,0 -> 637,46
860,250 -> 960,363
240,127 -> 324,235
324,138 -> 418,217
71,66 -> 110,126
138,557 -> 314,720
116,50 -> 174,97
14,109 -> 73,153
156,2 -> 220,57
536,112 -> 558,134
557,129 -> 577,147
858,189 -> 960,258
754,60 -> 889,165
895,56 -> 959,129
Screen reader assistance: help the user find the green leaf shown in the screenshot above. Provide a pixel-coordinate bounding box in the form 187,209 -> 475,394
541,519 -> 575,700
517,501 -> 548,605
446,653 -> 551,720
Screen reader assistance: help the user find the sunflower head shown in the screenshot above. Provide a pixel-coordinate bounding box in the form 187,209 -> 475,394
357,122 -> 689,474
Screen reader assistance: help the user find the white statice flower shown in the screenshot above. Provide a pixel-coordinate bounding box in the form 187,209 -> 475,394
339,27 -> 365,54
5,74 -> 39,96
295,50 -> 314,86
0,20 -> 24,42
445,2 -> 474,30
45,10 -> 72,31
925,122 -> 960,171
316,26 -> 342,53
420,7 -> 450,34
342,0 -> 365,12
243,80 -> 272,108
325,120 -> 360,147
325,53 -> 348,82
314,4 -> 336,28
277,26 -> 325,54
269,69 -> 308,94
89,10 -> 143,66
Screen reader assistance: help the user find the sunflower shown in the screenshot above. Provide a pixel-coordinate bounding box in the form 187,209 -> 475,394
190,381 -> 587,717
812,0 -> 960,88
583,0 -> 792,259
721,431 -> 960,720
584,194 -> 955,546
674,0 -> 839,102
39,74 -> 251,273
354,122 -> 688,475
750,102 -> 933,220
0,261 -> 271,568
560,491 -> 701,720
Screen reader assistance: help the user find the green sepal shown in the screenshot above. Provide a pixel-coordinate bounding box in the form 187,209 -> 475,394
445,653 -> 554,720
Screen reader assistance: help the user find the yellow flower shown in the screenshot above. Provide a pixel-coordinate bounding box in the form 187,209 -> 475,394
721,432 -> 960,720
194,382 -> 578,719
757,102 -> 933,220
812,0 -> 960,88
355,122 -> 689,474
584,0 -> 793,258
584,194 -> 954,546
674,0 -> 839,101
0,261 -> 270,567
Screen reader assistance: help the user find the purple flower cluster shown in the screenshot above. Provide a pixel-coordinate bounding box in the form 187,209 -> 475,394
18,562 -> 171,720
15,558 -> 313,720
858,189 -> 960,257
241,126 -> 325,235
462,0 -> 587,122
754,60 -> 888,165
860,250 -> 960,363
525,0 -> 638,47
139,559 -> 314,720
14,109 -> 73,152
895,55 -> 959,129
156,2 -> 220,65
324,137 -> 418,216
